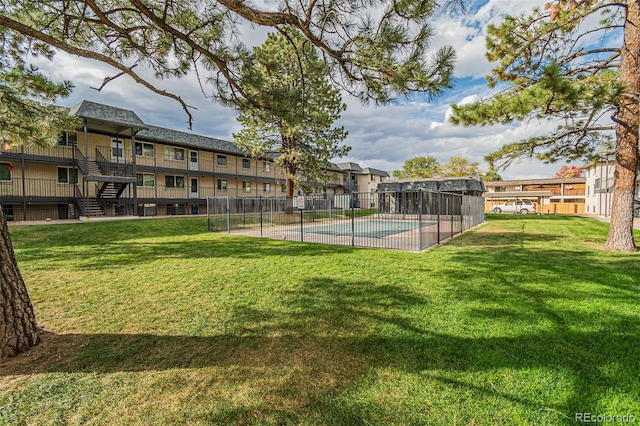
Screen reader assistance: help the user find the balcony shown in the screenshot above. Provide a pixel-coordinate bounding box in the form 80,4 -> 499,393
549,187 -> 585,196
1,145 -> 76,163
1,178 -> 76,202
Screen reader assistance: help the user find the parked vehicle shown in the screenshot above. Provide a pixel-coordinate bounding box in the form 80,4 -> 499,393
492,200 -> 536,214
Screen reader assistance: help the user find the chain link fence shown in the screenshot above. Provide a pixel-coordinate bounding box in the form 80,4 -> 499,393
208,191 -> 484,251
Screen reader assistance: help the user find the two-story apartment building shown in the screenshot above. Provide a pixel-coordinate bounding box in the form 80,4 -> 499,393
331,162 -> 390,208
0,100 -> 382,221
484,177 -> 587,214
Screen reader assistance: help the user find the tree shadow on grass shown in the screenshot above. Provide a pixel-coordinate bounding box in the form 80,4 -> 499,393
15,235 -> 361,270
2,276 -> 639,424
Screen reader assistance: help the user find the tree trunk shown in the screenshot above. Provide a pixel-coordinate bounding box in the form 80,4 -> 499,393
0,203 -> 40,358
605,0 -> 640,252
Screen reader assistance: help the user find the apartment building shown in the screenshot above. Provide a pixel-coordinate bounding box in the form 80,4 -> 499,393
583,148 -> 640,217
484,177 -> 586,214
0,100 -> 380,221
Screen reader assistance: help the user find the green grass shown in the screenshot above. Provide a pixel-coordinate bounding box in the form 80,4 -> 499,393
1,215 -> 639,425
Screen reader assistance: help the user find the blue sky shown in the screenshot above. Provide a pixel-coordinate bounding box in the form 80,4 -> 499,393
34,0 -> 578,180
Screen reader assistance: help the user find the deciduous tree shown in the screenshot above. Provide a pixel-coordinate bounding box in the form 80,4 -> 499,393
449,0 -> 638,252
232,30 -> 349,198
392,156 -> 441,179
439,156 -> 480,177
553,165 -> 583,178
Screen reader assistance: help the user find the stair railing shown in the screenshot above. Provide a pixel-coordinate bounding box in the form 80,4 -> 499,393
74,184 -> 88,216
95,147 -> 110,175
74,148 -> 87,174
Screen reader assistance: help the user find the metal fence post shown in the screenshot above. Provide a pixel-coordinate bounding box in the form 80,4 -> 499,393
418,190 -> 423,251
226,196 -> 230,234
259,196 -> 263,238
450,195 -> 454,240
300,206 -> 304,242
437,192 -> 441,245
351,194 -> 356,247
460,195 -> 464,234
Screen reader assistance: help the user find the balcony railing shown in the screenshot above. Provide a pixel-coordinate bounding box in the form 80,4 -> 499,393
133,185 -> 284,200
550,188 -> 585,196
0,178 -> 76,199
1,144 -> 76,160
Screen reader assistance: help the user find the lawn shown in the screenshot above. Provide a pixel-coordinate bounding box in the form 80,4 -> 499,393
1,215 -> 638,425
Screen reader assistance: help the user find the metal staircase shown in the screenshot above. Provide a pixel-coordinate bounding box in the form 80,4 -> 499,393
97,182 -> 128,200
74,148 -> 135,217
80,198 -> 105,217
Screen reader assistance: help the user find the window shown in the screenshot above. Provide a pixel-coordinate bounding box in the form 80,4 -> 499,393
242,159 -> 251,169
0,163 -> 12,181
135,142 -> 154,157
217,179 -> 227,191
3,205 -> 14,221
242,181 -> 251,192
165,175 -> 185,188
57,167 -> 78,184
136,173 -> 155,187
112,139 -> 124,159
263,183 -> 271,191
167,204 -> 186,215
595,178 -> 601,190
138,204 -> 157,216
281,183 -> 287,193
217,155 -> 227,166
165,147 -> 184,161
371,175 -> 376,182
263,162 -> 271,172
57,131 -> 78,147
495,186 -> 507,193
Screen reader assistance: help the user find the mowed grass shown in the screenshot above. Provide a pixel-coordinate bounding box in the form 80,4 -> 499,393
1,215 -> 639,425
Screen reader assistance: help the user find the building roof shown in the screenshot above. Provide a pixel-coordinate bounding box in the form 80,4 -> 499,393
69,100 -> 384,173
377,177 -> 485,194
484,177 -> 585,186
334,162 -> 364,173
138,125 -> 248,156
484,191 -> 554,198
69,100 -> 147,130
362,167 -> 390,177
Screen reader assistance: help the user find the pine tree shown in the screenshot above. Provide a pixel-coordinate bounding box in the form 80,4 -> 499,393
0,30 -> 77,357
0,0 -> 455,128
450,0 -> 639,252
232,30 -> 349,199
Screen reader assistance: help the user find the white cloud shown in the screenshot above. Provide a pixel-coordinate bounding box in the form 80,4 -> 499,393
27,0 -> 579,181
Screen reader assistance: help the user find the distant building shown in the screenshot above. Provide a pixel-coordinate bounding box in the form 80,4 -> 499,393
484,177 -> 586,214
583,146 -> 640,217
